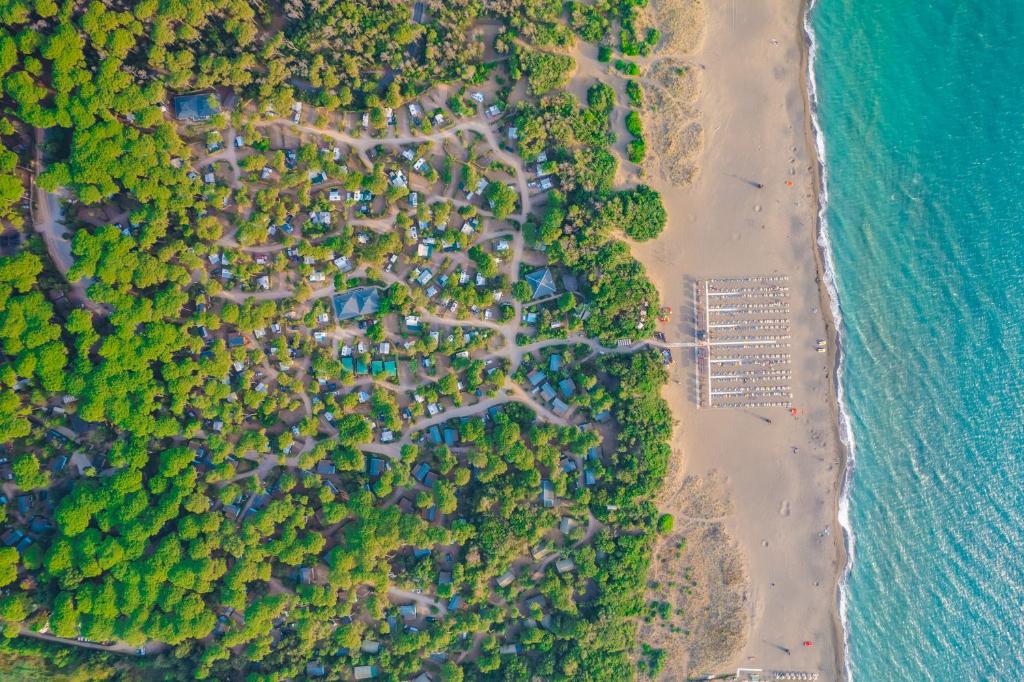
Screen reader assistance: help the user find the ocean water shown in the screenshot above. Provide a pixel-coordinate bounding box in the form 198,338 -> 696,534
809,0 -> 1024,679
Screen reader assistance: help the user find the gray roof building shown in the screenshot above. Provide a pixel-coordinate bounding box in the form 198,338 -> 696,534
173,93 -> 221,121
333,287 -> 380,321
495,569 -> 516,588
540,479 -> 554,508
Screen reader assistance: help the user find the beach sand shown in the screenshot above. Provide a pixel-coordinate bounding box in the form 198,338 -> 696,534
627,0 -> 846,678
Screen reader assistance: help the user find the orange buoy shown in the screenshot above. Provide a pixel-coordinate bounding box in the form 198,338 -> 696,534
790,408 -> 798,417
785,180 -> 794,187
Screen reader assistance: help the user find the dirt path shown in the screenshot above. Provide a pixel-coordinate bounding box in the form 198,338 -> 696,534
257,117 -> 533,223
17,627 -> 165,657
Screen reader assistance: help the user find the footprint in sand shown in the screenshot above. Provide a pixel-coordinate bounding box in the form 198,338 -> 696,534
779,499 -> 791,517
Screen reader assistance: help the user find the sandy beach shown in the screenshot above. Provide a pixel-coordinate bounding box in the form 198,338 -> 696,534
626,0 -> 847,678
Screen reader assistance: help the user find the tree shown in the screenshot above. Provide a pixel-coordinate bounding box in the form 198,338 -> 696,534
483,181 -> 517,220
518,50 -> 576,94
512,280 -> 531,302
0,548 -> 18,588
615,185 -> 666,240
440,661 -> 464,682
468,245 -> 498,278
12,454 -> 49,490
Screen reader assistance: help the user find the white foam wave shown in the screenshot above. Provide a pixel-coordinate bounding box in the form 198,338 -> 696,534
803,2 -> 857,681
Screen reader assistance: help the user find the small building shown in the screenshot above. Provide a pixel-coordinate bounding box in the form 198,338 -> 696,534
540,480 -> 554,508
495,570 -> 516,588
360,640 -> 381,654
555,558 -> 576,575
306,661 -> 325,677
399,604 -> 417,620
1,529 -> 24,547
366,457 -> 385,478
527,370 -> 546,387
412,462 -> 431,483
353,665 -> 379,680
427,425 -> 442,443
540,383 -> 557,402
551,398 -> 570,417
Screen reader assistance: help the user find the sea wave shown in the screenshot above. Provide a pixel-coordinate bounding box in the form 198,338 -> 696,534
803,2 -> 856,681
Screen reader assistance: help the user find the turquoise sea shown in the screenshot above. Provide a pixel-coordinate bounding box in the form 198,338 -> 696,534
809,0 -> 1024,678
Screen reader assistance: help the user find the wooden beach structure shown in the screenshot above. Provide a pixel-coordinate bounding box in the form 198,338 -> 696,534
693,275 -> 793,409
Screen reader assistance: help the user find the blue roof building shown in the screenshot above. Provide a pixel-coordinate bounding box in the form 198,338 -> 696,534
558,378 -> 576,397
525,267 -> 556,299
428,425 -> 442,443
366,457 -> 385,478
173,93 -> 221,121
412,462 -> 430,482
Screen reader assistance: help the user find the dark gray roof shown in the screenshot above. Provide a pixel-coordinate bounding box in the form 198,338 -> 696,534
173,93 -> 221,121
525,267 -> 556,299
333,287 -> 380,320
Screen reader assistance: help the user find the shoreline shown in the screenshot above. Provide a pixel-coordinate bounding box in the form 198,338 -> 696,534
800,0 -> 852,678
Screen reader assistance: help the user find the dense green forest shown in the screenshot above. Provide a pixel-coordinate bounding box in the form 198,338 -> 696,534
0,0 -> 679,679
